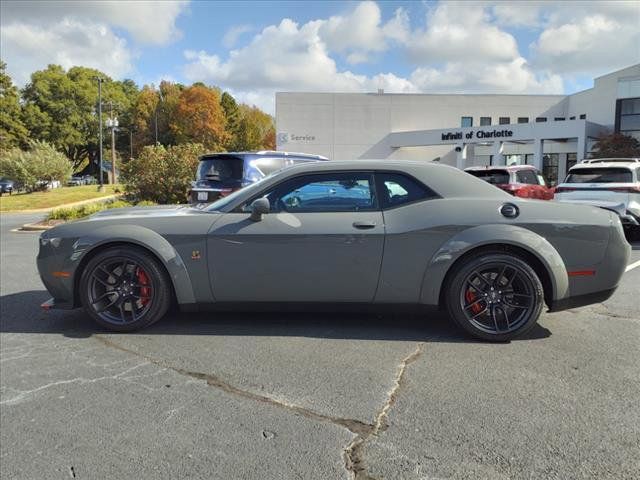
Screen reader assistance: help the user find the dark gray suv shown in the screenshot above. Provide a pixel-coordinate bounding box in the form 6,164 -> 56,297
189,151 -> 329,203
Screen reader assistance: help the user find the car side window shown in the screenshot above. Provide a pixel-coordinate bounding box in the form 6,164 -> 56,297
262,172 -> 377,213
376,172 -> 438,209
516,170 -> 538,185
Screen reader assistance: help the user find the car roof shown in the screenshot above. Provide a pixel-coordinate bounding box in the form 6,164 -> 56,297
569,161 -> 640,171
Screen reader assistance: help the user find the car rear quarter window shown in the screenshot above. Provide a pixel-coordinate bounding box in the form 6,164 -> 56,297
376,172 -> 438,209
515,170 -> 538,185
467,169 -> 510,185
565,168 -> 633,183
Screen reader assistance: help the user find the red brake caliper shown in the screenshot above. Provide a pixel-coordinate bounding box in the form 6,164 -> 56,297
465,288 -> 483,315
136,268 -> 151,306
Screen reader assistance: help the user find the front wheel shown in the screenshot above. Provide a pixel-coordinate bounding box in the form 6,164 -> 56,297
79,246 -> 172,331
445,252 -> 544,342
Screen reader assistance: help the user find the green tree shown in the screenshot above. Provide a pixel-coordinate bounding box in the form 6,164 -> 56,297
0,141 -> 72,191
220,92 -> 240,150
121,143 -> 205,204
233,105 -> 276,151
21,65 -> 137,171
590,133 -> 640,158
0,60 -> 28,150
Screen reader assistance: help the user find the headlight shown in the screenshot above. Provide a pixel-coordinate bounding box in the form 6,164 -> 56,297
40,236 -> 62,248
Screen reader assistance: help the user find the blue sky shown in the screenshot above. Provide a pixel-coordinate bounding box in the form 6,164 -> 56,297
2,1 -> 639,113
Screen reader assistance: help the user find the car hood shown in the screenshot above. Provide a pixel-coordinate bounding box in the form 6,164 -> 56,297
89,204 -> 200,220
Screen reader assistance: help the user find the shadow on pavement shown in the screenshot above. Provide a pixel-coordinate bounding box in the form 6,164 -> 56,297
0,290 -> 551,343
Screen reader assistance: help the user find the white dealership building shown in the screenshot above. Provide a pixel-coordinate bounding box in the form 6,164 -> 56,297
276,64 -> 640,185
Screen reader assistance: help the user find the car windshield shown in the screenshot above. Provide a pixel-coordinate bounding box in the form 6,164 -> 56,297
565,168 -> 633,183
467,169 -> 510,185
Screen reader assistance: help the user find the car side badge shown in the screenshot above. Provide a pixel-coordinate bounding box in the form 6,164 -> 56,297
500,203 -> 520,218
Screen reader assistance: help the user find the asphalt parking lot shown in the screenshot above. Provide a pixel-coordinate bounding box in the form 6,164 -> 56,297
1,212 -> 639,480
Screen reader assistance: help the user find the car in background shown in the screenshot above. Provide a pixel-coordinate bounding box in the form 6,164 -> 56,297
68,176 -> 86,186
464,165 -> 554,200
189,151 -> 329,204
554,158 -> 640,239
0,177 -> 15,196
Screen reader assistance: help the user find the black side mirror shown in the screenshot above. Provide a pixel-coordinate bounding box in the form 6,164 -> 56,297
249,197 -> 270,222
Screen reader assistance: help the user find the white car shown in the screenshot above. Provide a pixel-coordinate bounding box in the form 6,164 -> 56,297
555,158 -> 640,239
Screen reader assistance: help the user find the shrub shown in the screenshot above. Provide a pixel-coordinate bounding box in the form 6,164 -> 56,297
121,143 -> 205,204
47,198 -> 157,221
0,141 -> 72,192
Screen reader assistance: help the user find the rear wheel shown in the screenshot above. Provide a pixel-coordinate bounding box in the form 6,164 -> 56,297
445,252 -> 544,342
79,246 -> 172,331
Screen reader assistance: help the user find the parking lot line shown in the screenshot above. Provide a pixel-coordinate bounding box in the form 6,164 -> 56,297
625,260 -> 640,272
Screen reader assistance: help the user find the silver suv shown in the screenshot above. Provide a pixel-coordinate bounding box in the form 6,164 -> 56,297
554,158 -> 640,238
189,151 -> 328,203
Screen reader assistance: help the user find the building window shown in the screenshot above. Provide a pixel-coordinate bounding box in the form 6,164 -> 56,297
461,116 -> 473,127
579,114 -> 586,119
566,153 -> 578,173
615,97 -> 640,141
499,117 -> 510,125
480,117 -> 491,126
525,154 -> 534,165
535,117 -> 547,123
569,116 -> 576,120
517,117 -> 529,124
554,117 -> 565,121
543,154 -> 559,186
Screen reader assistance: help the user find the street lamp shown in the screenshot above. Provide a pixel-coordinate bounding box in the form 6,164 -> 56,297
106,113 -> 119,184
96,77 -> 105,191
154,88 -> 165,145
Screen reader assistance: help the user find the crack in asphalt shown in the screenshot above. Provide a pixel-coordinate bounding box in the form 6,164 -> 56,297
94,335 -> 374,436
94,336 -> 426,480
343,342 -> 426,480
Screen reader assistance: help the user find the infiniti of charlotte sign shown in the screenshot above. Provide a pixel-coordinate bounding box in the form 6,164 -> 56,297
277,132 -> 316,145
442,129 -> 514,141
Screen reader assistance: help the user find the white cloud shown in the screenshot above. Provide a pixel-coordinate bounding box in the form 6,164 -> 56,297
317,1 -> 409,64
222,24 -> 253,48
491,3 -> 542,28
407,2 -> 519,63
530,2 -> 640,75
1,19 -> 134,84
0,0 -> 189,45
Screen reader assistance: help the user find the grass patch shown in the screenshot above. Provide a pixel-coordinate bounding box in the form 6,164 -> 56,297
0,185 -> 119,212
47,199 -> 156,221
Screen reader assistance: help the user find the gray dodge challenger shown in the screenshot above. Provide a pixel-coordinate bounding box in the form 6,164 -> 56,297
38,160 -> 630,341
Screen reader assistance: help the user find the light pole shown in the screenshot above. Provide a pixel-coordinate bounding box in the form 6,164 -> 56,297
105,102 -> 119,184
96,77 -> 104,192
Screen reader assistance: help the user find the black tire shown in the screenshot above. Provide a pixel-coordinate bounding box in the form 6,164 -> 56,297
445,252 -> 544,342
79,246 -> 172,332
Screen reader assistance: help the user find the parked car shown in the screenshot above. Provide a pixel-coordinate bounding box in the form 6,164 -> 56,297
38,160 -> 630,342
68,176 -> 85,186
0,177 -> 15,196
189,151 -> 329,204
465,165 -> 554,200
554,158 -> 640,239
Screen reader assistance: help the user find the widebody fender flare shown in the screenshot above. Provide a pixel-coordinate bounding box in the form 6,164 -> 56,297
419,224 -> 569,306
69,224 -> 195,305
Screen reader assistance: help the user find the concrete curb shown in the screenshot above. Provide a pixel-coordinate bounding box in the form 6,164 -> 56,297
2,194 -> 120,214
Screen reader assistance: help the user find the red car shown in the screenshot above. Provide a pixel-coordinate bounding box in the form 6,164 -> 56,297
464,165 -> 554,200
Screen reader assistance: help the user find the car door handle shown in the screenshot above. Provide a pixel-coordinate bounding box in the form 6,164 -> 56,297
353,221 -> 376,229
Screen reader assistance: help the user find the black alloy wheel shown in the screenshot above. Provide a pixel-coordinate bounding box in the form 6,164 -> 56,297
80,247 -> 171,331
446,252 -> 544,341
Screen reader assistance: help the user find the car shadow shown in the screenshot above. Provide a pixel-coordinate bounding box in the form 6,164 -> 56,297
0,290 -> 551,343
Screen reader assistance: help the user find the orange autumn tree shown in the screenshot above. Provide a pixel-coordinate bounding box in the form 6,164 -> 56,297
171,84 -> 229,150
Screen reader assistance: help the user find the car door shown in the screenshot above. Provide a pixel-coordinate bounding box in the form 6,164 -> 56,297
207,171 -> 385,303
